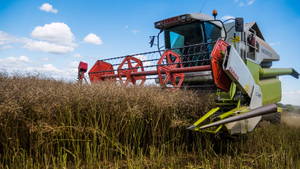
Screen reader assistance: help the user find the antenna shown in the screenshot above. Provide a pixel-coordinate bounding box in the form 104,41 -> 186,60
200,1 -> 206,13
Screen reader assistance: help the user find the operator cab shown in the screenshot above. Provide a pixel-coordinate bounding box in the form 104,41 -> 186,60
154,13 -> 225,67
154,13 -> 225,48
152,13 -> 225,85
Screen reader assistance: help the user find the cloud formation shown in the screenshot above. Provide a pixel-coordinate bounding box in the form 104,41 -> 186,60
39,3 -> 58,13
23,40 -> 74,54
0,56 -> 78,80
83,33 -> 103,45
37,64 -> 62,73
235,0 -> 255,7
22,22 -> 77,54
0,56 -> 32,64
134,55 -> 151,66
0,56 -> 33,72
270,41 -> 281,46
282,90 -> 300,105
68,61 -> 80,68
31,22 -> 76,47
0,45 -> 13,50
1,23 -> 77,54
73,54 -> 84,58
132,30 -> 140,34
0,31 -> 19,45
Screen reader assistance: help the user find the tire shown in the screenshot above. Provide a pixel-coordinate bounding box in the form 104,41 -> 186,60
261,112 -> 281,124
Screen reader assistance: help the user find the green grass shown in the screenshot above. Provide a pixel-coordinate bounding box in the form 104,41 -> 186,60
0,73 -> 299,168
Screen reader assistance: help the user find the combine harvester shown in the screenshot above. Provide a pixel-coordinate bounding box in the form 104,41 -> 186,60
78,10 -> 298,136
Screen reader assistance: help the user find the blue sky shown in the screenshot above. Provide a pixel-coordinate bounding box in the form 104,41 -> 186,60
0,0 -> 299,105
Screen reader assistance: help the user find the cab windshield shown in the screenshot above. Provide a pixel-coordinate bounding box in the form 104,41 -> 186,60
163,21 -> 221,67
164,21 -> 221,49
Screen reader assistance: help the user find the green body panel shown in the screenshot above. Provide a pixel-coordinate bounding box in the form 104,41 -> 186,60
191,105 -> 250,133
246,61 -> 260,84
193,107 -> 220,127
259,78 -> 282,105
229,82 -> 237,99
217,83 -> 237,102
259,68 -> 293,78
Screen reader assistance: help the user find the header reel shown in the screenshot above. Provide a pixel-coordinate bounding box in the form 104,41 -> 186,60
83,41 -> 219,91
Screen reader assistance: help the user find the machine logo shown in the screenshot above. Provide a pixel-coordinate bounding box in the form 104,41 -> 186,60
255,92 -> 262,98
261,48 -> 273,57
229,66 -> 239,81
162,17 -> 179,25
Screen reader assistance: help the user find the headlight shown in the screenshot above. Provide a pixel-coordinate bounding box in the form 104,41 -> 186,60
180,15 -> 187,20
155,22 -> 161,27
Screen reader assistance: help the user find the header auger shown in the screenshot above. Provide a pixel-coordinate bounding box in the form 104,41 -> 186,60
78,10 -> 299,136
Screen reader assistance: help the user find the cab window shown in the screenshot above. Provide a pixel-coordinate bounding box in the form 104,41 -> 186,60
170,32 -> 184,49
204,22 -> 221,42
164,22 -> 204,49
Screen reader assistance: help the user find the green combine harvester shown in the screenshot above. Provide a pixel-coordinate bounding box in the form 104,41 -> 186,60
78,10 -> 299,136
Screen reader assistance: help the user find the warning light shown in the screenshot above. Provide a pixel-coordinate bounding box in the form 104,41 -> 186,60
212,10 -> 217,20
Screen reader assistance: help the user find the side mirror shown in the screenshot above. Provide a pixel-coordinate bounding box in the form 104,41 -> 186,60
149,36 -> 155,47
235,18 -> 244,32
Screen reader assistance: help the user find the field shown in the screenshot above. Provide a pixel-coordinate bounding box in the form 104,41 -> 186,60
0,73 -> 299,168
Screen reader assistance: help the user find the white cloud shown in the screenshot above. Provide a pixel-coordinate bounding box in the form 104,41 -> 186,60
83,33 -> 103,45
32,64 -> 77,80
270,41 -> 281,46
134,55 -> 151,66
39,3 -> 58,13
132,30 -> 140,34
0,45 -> 13,50
247,0 -> 254,5
21,22 -> 77,54
19,55 -> 32,62
38,64 -> 61,72
282,90 -> 300,105
23,40 -> 74,54
37,63 -> 78,80
283,91 -> 295,97
41,58 -> 50,61
0,56 -> 32,63
68,61 -> 79,68
73,54 -> 84,58
0,56 -> 79,80
0,56 -> 33,71
31,22 -> 76,47
0,29 -> 76,54
238,0 -> 255,7
0,60 -> 28,75
0,31 -> 19,45
125,26 -> 128,29
26,64 -> 68,78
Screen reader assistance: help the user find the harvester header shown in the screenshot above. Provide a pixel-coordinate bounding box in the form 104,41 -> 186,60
78,10 -> 298,136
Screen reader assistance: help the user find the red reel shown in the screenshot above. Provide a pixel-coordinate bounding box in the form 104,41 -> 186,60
118,56 -> 146,85
157,50 -> 184,88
